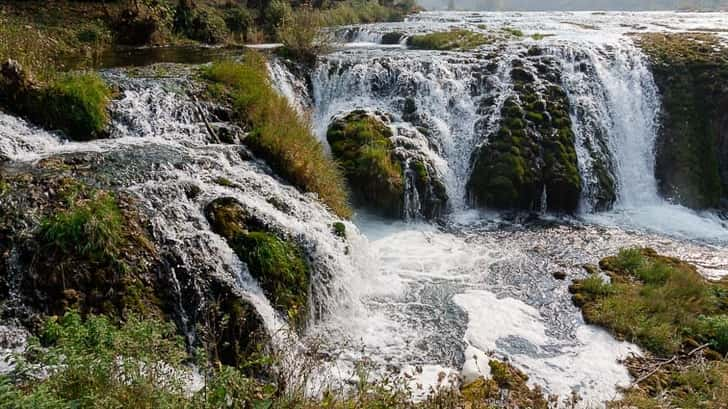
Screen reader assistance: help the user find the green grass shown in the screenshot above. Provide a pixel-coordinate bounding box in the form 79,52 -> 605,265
572,248 -> 728,356
40,190 -> 124,264
1,310 -> 548,409
502,27 -> 524,37
42,73 -> 112,140
203,56 -> 350,218
407,29 -> 492,50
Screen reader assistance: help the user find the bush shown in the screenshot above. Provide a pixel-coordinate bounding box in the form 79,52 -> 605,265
264,0 -> 292,35
203,56 -> 351,218
275,5 -> 331,65
224,6 -> 255,40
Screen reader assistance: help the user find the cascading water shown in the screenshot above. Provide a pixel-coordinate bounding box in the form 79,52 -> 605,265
3,10 -> 728,409
267,10 -> 728,406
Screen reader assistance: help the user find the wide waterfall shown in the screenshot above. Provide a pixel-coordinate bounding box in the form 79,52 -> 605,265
3,9 -> 728,409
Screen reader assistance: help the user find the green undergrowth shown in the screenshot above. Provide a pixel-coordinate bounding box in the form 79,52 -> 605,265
571,248 -> 728,356
1,310 -> 551,409
202,56 -> 351,218
407,29 -> 492,50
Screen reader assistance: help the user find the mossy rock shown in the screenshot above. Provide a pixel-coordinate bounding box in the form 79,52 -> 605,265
467,63 -> 581,213
406,29 -> 492,50
0,64 -> 111,141
327,111 -> 404,218
205,198 -> 309,325
636,33 -> 728,209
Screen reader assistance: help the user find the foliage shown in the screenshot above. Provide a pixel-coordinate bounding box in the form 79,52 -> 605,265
407,29 -> 492,50
275,5 -> 331,65
3,311 -> 188,408
203,56 -> 351,218
40,190 -> 124,264
42,73 -> 112,140
571,248 -> 728,356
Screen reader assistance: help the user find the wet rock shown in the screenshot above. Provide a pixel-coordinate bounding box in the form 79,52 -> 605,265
468,61 -> 581,213
205,197 -> 309,326
637,33 -> 728,209
583,263 -> 599,275
552,271 -> 567,280
327,111 -> 404,218
381,32 -> 404,45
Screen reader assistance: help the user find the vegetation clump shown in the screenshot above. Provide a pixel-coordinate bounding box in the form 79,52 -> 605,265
636,33 -> 728,209
203,56 -> 351,218
205,197 -> 310,325
327,110 -> 404,218
0,64 -> 112,141
573,248 -> 728,408
407,29 -> 492,50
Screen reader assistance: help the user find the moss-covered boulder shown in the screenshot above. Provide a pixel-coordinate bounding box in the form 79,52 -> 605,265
327,111 -> 405,218
636,33 -> 728,209
461,359 -> 548,408
467,62 -> 581,213
0,60 -> 112,141
327,111 -> 448,219
205,197 -> 309,325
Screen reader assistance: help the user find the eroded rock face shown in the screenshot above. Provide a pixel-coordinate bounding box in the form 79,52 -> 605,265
467,56 -> 582,213
637,33 -> 728,209
327,110 -> 448,219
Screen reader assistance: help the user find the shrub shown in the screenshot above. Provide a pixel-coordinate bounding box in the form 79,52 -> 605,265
202,56 -> 351,218
275,5 -> 331,65
264,0 -> 292,35
697,314 -> 728,353
224,6 -> 255,40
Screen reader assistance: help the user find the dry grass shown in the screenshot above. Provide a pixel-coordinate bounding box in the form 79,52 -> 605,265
203,54 -> 351,218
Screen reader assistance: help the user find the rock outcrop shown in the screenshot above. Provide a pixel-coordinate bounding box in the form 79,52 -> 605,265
468,54 -> 582,213
327,110 -> 447,219
637,33 -> 728,209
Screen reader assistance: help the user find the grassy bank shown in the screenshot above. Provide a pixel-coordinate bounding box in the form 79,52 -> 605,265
571,248 -> 728,408
202,55 -> 351,218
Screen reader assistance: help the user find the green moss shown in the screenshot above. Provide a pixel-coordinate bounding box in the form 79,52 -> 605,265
525,111 -> 544,123
214,177 -> 234,187
204,198 -> 309,325
327,111 -> 404,218
237,232 -> 309,324
332,222 -> 346,238
40,190 -> 123,263
407,29 -> 491,50
501,27 -> 524,37
636,33 -> 727,209
1,72 -> 111,140
571,248 -> 728,356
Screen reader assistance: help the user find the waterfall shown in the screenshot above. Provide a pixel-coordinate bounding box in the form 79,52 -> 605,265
309,49 -> 512,211
0,68 -> 366,351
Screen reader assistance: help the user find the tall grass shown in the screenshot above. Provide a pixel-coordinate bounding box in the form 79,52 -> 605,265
203,55 -> 351,218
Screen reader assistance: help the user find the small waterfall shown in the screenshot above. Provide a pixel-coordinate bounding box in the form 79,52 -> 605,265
309,49 -> 511,210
